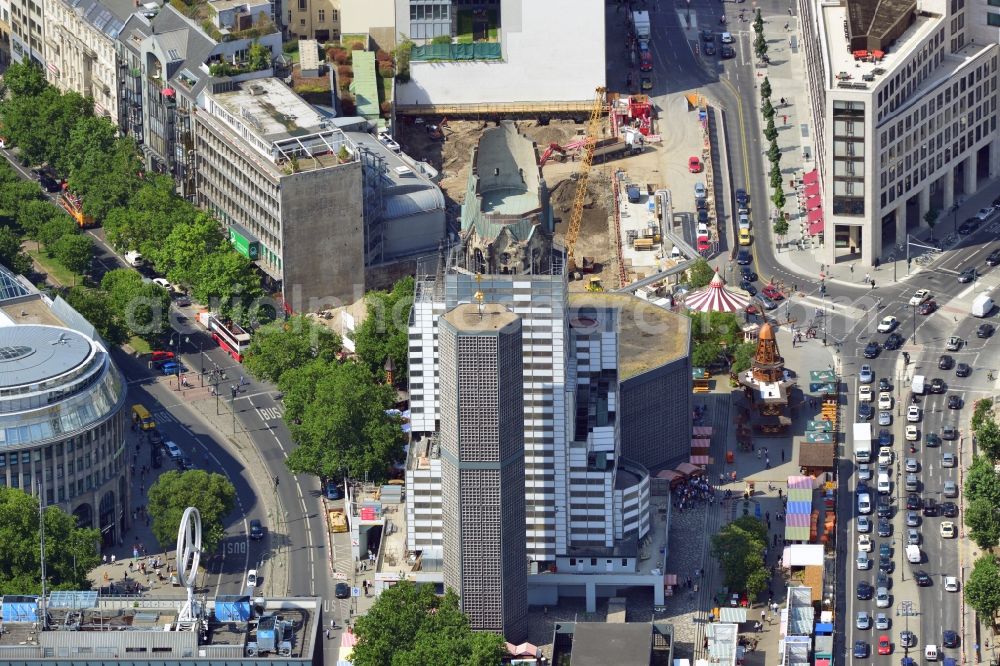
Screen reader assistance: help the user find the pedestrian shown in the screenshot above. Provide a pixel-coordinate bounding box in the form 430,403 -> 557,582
102,554 -> 107,564
783,114 -> 788,124
783,21 -> 789,30
765,456 -> 771,468
778,488 -> 783,498
766,512 -> 770,522
704,636 -> 709,649
864,272 -> 870,283
111,554 -> 116,564
871,279 -> 876,289
761,610 -> 766,622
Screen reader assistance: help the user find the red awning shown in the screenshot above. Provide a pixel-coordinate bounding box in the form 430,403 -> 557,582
804,182 -> 820,198
803,170 -> 819,185
808,219 -> 824,235
808,208 -> 824,223
805,195 -> 822,210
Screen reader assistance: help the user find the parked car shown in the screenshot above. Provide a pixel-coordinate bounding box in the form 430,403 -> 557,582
688,156 -> 703,173
956,363 -> 972,377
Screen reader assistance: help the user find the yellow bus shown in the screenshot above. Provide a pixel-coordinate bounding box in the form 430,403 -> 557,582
131,404 -> 156,431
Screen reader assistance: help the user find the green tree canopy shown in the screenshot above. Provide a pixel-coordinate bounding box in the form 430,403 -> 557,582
773,218 -> 790,236
351,581 -> 505,666
101,268 -> 171,343
17,199 -> 61,243
248,41 -> 272,70
972,399 -> 994,432
38,215 -> 79,255
965,554 -> 1000,621
0,180 -> 43,225
0,486 -> 101,595
284,360 -> 405,481
763,116 -> 778,143
686,257 -> 716,288
730,341 -> 757,374
191,250 -> 263,323
767,139 -> 781,163
0,60 -> 49,98
754,32 -> 769,60
243,315 -> 342,384
52,233 -> 92,280
62,116 -> 120,179
0,225 -> 32,275
964,497 -> 1000,549
965,455 -> 1000,505
772,189 -> 787,210
145,213 -> 224,287
103,175 -> 196,252
761,97 -> 774,120
692,340 -> 724,368
753,9 -> 764,32
354,276 -> 413,384
67,287 -> 128,347
710,516 -> 768,597
974,417 -> 1000,461
760,77 -> 772,99
148,471 -> 236,554
68,137 -> 143,222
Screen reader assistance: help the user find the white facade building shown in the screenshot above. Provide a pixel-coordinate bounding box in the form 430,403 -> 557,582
799,0 -> 1000,265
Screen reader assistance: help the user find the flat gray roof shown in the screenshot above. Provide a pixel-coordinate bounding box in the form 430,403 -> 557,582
0,325 -> 93,388
211,78 -> 328,142
568,622 -> 652,666
441,302 -> 519,333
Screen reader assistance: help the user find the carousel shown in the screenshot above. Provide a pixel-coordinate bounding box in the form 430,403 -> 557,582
684,270 -> 751,313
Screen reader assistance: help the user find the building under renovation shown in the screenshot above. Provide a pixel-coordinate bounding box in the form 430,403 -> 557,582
459,122 -> 553,275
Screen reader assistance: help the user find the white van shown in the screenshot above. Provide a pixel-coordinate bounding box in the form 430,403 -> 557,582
972,292 -> 994,318
877,473 -> 891,494
858,493 -> 872,514
906,544 -> 921,563
911,375 -> 925,395
125,251 -> 144,267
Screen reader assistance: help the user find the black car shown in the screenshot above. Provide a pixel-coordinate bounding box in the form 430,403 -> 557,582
878,429 -> 892,447
925,432 -> 941,447
176,456 -> 194,471
943,630 -> 959,648
698,209 -> 710,224
987,248 -> 1000,266
884,333 -> 903,350
335,582 -> 351,599
879,556 -> 894,574
736,188 -> 749,207
941,424 -> 958,440
863,341 -> 881,358
978,323 -> 995,338
720,45 -> 736,58
249,519 -> 265,540
857,581 -> 874,600
737,250 -> 752,265
914,570 -> 932,586
878,378 -> 891,391
956,362 -> 972,377
877,495 -> 892,518
958,218 -> 980,235
958,268 -> 978,283
697,197 -> 708,210
947,394 -> 963,409
877,517 -> 892,536
906,494 -> 922,510
877,570 -> 892,589
148,429 -> 163,446
701,29 -> 715,42
741,281 -> 757,296
741,267 -> 758,282
858,402 -> 873,421
704,43 -> 717,55
922,498 -> 938,516
930,377 -> 946,393
941,501 -> 958,517
939,355 -> 954,370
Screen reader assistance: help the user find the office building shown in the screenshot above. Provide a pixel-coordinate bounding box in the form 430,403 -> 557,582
439,301 -> 527,640
7,0 -> 44,65
42,0 -> 133,120
799,0 -> 1000,264
0,264 -> 129,546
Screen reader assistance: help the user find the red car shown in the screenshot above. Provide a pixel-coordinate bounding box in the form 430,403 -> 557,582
762,284 -> 784,300
877,635 -> 891,655
918,300 -> 936,315
150,351 -> 176,362
697,235 -> 711,252
688,156 -> 703,173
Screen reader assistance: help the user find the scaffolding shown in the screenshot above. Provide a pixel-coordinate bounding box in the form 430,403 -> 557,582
356,145 -> 387,265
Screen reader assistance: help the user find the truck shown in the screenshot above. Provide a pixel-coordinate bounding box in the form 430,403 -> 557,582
972,291 -> 994,317
197,310 -> 251,362
639,45 -> 653,72
853,422 -> 873,463
632,10 -> 651,44
58,192 -> 95,228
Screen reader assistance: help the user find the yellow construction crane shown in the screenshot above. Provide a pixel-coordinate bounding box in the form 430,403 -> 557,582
565,87 -> 607,277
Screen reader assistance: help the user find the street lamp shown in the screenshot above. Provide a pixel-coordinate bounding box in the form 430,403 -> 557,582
230,385 -> 238,434
169,333 -> 189,391
912,303 -> 917,344
199,342 -> 205,387
898,600 -> 915,655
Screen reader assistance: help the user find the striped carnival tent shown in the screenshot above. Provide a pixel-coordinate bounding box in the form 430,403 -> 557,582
685,270 -> 751,313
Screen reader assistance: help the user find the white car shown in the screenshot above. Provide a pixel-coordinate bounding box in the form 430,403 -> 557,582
975,206 -> 996,221
857,463 -> 872,481
907,405 -> 921,422
926,645 -> 939,661
720,31 -> 734,43
876,316 -> 898,333
878,448 -> 894,465
908,289 -> 933,306
878,392 -> 893,410
859,385 -> 873,402
905,425 -> 919,441
858,534 -> 873,552
877,473 -> 891,494
152,277 -> 171,289
944,576 -> 960,592
940,521 -> 956,538
246,569 -> 258,589
857,515 -> 872,533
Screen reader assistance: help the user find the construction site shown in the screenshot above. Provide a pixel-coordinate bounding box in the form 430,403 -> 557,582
394,90 -> 718,292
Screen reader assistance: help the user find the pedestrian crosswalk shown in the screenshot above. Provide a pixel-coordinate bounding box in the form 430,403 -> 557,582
153,410 -> 175,424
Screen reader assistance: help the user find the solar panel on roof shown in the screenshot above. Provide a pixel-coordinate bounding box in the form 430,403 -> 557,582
0,263 -> 32,301
48,590 -> 98,609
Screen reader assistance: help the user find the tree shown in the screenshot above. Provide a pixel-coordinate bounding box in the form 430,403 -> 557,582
773,217 -> 789,237
767,138 -> 782,164
710,516 -> 768,597
0,60 -> 49,98
62,115 -> 120,180
752,9 -> 764,33
0,225 -> 32,275
761,97 -> 775,120
190,251 -> 263,323
147,470 -> 236,554
248,41 -> 272,71
101,268 -> 171,343
965,455 -> 1000,505
52,233 -> 92,282
67,287 -> 128,346
693,340 -> 723,368
730,341 -> 757,374
17,199 -> 61,246
103,175 -> 196,252
964,497 -> 1000,549
770,165 -> 783,191
923,208 -> 939,239
351,581 -> 505,666
687,257 -> 716,288
243,315 -> 342,384
754,32 -> 769,60
38,215 -> 79,255
284,360 -> 406,481
145,213 -> 223,287
68,136 -> 143,222
354,276 -> 414,384
760,77 -> 772,100
0,486 -> 101,595
772,189 -> 787,210
0,180 -> 43,225
974,417 -> 1000,461
763,116 -> 778,142
965,554 -> 1000,621
972,399 -> 994,432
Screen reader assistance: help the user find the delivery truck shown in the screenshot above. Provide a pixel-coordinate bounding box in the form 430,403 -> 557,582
853,422 -> 872,463
972,291 -> 994,317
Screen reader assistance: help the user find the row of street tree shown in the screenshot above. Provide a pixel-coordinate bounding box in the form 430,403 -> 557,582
960,399 -> 1000,624
0,61 -> 265,331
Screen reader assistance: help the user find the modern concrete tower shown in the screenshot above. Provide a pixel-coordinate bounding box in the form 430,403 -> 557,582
438,301 -> 528,641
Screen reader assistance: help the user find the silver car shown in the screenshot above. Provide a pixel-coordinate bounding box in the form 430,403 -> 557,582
876,587 -> 890,608
943,480 -> 958,498
878,411 -> 892,425
857,515 -> 872,533
905,458 -> 919,473
875,613 -> 891,630
942,452 -> 956,467
907,528 -> 921,545
857,611 -> 872,629
906,511 -> 920,527
857,463 -> 872,481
